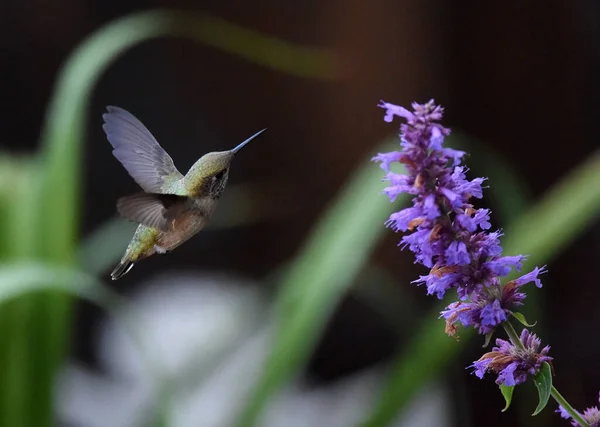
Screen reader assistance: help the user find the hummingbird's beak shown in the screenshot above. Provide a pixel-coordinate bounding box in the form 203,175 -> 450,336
231,128 -> 267,154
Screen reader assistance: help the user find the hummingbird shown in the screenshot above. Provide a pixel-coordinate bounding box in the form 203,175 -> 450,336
102,106 -> 266,280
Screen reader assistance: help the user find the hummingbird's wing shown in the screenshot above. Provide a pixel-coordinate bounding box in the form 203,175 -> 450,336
102,106 -> 184,193
116,192 -> 189,231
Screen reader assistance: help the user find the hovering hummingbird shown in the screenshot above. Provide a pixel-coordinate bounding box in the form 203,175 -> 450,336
102,106 -> 266,280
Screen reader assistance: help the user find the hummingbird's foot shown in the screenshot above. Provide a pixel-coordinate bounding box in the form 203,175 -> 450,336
154,244 -> 167,254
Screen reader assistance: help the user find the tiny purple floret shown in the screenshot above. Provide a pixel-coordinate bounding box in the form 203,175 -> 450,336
470,329 -> 552,386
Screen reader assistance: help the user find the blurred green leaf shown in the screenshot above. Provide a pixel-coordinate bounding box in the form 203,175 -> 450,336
79,217 -> 137,275
234,139 -> 407,427
0,157 -> 38,427
23,9 -> 336,426
0,263 -> 170,422
39,8 -> 336,263
532,362 -> 552,416
500,385 -> 515,412
361,149 -> 600,427
0,263 -> 105,302
168,12 -> 337,79
449,131 -> 532,224
354,132 -> 529,427
502,150 -> 600,267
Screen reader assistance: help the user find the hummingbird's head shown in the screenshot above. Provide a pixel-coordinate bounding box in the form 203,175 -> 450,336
184,128 -> 266,198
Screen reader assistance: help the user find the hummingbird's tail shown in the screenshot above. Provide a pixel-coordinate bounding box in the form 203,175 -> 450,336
111,259 -> 135,281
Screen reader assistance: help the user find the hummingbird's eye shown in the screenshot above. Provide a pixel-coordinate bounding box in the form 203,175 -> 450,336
214,168 -> 228,180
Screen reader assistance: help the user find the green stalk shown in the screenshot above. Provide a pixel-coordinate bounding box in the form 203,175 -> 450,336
502,321 -> 524,348
550,387 -> 588,427
234,140 -> 407,427
0,158 -> 37,427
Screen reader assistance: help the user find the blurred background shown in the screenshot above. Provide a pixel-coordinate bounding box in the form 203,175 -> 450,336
1,1 -> 600,427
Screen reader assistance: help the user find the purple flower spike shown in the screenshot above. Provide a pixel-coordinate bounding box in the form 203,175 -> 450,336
470,329 -> 552,386
373,99 -> 546,336
557,392 -> 600,426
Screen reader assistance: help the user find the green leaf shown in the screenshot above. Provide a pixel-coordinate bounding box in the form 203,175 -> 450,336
0,263 -> 103,302
233,138 -> 408,427
532,362 -> 553,416
360,147 -> 600,427
24,10 -> 336,427
78,218 -> 137,276
500,385 -> 515,412
0,263 -> 158,363
512,312 -> 537,327
38,9 -> 336,264
0,157 -> 39,427
450,131 -> 532,225
503,150 -> 600,274
482,331 -> 494,348
168,12 -> 337,79
0,263 -> 170,420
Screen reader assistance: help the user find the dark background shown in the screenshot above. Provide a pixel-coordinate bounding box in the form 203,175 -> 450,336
2,1 -> 599,426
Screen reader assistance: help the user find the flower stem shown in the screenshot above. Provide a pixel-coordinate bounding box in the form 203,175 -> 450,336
550,385 -> 589,427
502,323 -> 589,427
503,321 -> 525,350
